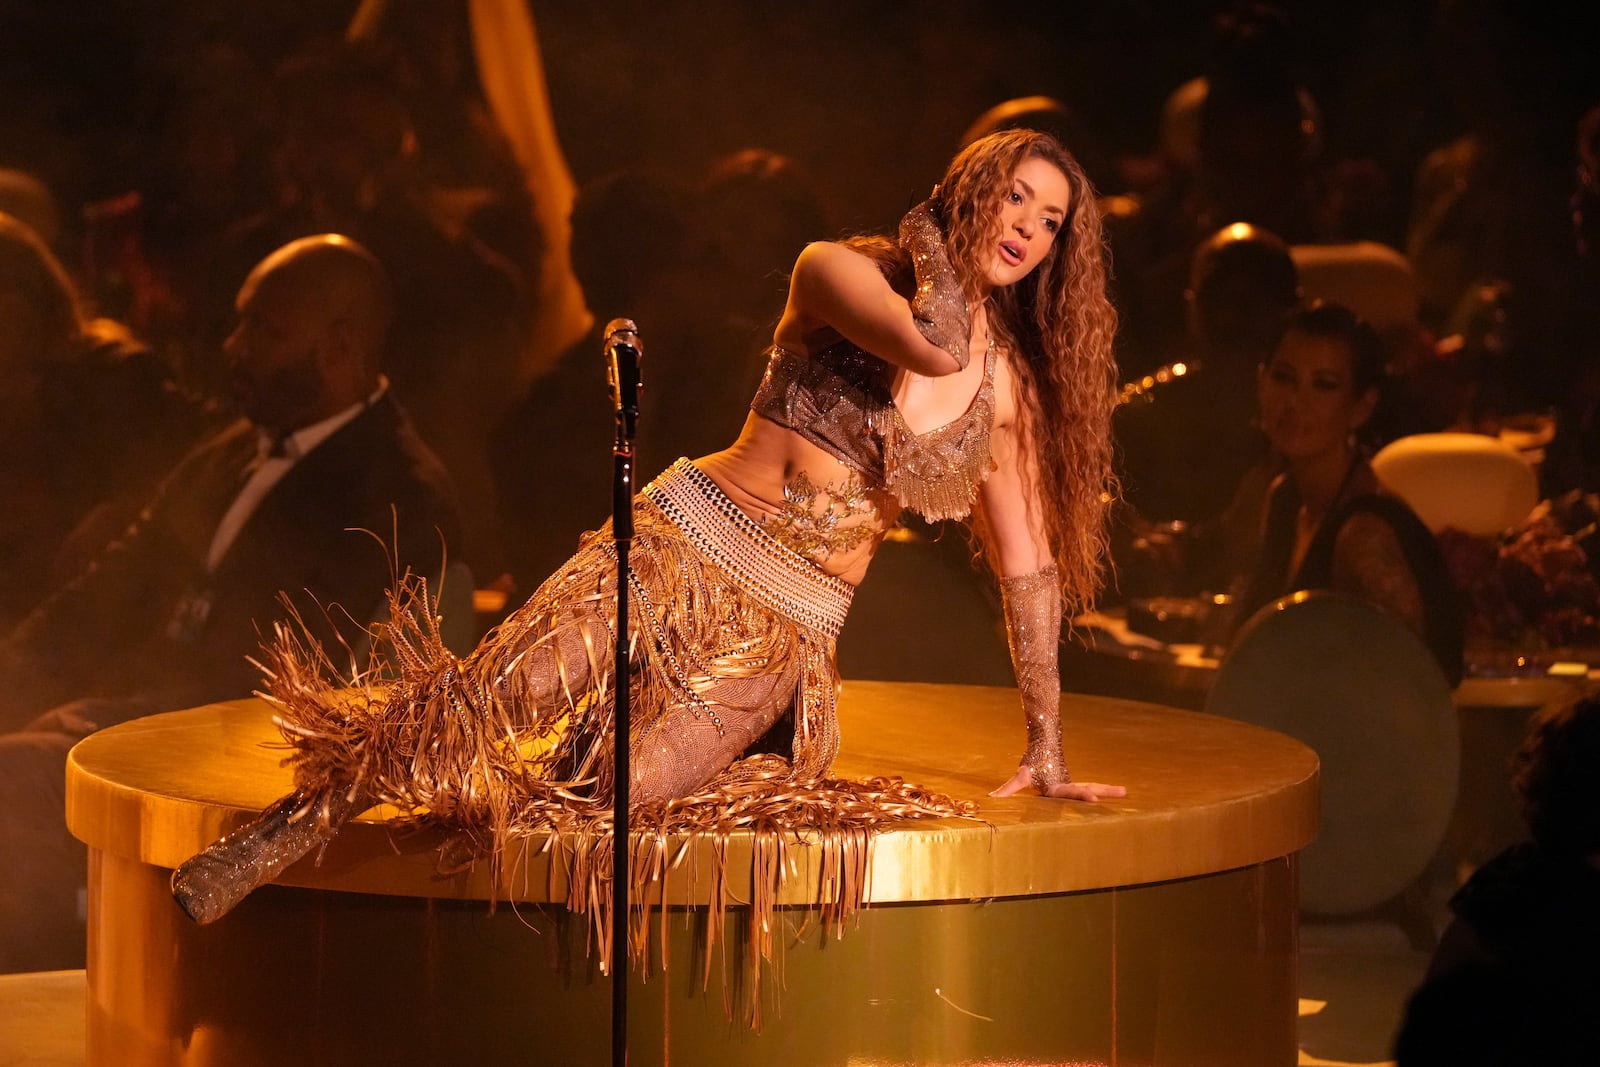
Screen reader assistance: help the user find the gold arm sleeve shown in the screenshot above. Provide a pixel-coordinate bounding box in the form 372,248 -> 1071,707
1000,564 -> 1069,790
897,201 -> 971,370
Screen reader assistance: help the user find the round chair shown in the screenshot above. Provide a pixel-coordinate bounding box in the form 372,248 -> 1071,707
1371,432 -> 1538,537
1290,241 -> 1418,335
1205,591 -> 1459,918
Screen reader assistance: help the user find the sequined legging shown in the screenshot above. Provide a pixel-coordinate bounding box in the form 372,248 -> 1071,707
478,587 -> 804,806
452,460 -> 852,808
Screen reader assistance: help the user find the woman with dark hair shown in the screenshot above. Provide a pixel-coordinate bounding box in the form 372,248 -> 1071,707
1230,300 -> 1464,683
174,131 -> 1125,944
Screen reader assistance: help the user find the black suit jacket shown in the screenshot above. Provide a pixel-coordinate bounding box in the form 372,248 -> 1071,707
1,393 -> 462,728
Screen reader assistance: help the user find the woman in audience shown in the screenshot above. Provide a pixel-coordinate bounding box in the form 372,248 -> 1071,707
1226,301 -> 1464,683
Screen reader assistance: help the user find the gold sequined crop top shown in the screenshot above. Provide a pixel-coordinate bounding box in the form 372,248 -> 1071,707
749,334 -> 997,522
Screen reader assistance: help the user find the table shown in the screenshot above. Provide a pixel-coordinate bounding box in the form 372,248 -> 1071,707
1071,605 -> 1594,881
67,682 -> 1317,1067
1064,607 -> 1221,710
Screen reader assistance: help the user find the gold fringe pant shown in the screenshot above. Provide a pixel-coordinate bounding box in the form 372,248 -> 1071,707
259,459 -> 971,1023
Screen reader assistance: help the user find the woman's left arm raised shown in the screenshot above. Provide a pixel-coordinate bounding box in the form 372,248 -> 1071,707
981,361 -> 1126,802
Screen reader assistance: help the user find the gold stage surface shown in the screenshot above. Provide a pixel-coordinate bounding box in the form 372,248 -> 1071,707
67,681 -> 1318,1067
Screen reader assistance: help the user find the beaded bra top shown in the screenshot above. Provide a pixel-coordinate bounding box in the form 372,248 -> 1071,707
749,333 -> 997,522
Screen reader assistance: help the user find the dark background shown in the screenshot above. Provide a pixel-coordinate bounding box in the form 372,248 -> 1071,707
0,0 -> 1561,245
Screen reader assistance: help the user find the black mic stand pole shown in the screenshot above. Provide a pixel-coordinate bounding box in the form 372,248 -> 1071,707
603,318 -> 642,1067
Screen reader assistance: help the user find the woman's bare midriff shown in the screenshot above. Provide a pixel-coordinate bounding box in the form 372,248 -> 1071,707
693,413 -> 901,587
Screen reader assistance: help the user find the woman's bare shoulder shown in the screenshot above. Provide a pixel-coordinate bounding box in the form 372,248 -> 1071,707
791,240 -> 880,281
776,243 -> 876,344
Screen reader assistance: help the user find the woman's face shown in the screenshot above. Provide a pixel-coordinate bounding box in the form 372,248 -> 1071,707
1257,328 -> 1377,462
982,156 -> 1071,290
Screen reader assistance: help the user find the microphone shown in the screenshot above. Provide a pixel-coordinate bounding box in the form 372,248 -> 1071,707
603,317 -> 642,446
601,319 -> 643,1054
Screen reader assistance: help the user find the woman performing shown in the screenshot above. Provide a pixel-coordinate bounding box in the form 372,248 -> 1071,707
172,129 -> 1126,964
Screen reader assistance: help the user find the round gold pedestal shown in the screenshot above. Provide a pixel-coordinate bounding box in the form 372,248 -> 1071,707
68,682 -> 1318,1066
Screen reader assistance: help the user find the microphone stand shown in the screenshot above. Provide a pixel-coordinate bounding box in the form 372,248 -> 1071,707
603,318 -> 642,1067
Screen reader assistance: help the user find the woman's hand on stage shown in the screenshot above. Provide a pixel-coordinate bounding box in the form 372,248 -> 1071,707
988,766 -> 1127,801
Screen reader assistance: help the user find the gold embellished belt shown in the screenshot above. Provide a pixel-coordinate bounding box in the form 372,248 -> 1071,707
644,459 -> 855,640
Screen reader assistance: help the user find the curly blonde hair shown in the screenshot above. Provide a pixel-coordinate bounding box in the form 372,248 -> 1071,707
850,131 -> 1118,611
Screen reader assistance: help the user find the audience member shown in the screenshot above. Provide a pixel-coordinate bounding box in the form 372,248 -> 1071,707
1406,1 -> 1600,410
644,148 -> 830,471
0,234 -> 461,973
207,36 -> 533,578
494,148 -> 822,597
1224,302 -> 1464,684
490,168 -> 691,591
1109,223 -> 1297,599
96,40 -> 277,389
1155,65 -> 1320,195
1540,102 -> 1600,496
1116,224 -> 1295,523
350,2 -> 540,243
1575,103 -> 1600,262
1393,691 -> 1600,1064
1108,3 -> 1328,376
1436,279 -> 1537,432
0,234 -> 462,732
0,212 -> 213,627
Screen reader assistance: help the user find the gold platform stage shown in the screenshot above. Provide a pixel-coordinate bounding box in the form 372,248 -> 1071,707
67,682 -> 1318,1066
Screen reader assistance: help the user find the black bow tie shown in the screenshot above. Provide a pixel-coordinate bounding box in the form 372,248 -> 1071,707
256,432 -> 294,460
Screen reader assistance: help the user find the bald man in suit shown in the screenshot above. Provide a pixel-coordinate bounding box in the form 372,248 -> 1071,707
0,235 -> 462,971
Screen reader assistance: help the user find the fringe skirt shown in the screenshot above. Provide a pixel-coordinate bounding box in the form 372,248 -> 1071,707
258,458 -> 972,1020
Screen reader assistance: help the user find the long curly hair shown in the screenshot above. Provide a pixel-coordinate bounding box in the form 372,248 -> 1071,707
850,131 -> 1118,611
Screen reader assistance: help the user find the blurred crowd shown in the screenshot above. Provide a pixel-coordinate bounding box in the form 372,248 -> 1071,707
0,3 -> 846,973
0,0 -> 1598,1008
1089,2 -> 1600,685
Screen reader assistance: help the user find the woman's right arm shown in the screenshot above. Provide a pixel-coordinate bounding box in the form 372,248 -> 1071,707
980,361 -> 1125,802
784,242 -> 966,377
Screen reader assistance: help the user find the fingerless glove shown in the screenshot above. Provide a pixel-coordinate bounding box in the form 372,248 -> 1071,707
1000,565 -> 1069,791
